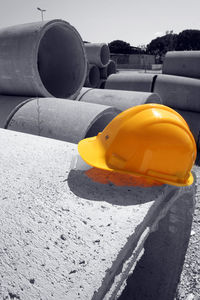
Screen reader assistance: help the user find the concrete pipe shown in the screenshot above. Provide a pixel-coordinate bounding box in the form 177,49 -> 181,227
6,98 -> 120,143
163,51 -> 200,79
99,60 -> 117,79
175,109 -> 200,148
0,95 -> 32,128
0,19 -> 87,99
105,73 -> 157,92
153,74 -> 200,112
84,43 -> 110,68
98,79 -> 107,89
76,87 -> 161,111
84,64 -> 100,88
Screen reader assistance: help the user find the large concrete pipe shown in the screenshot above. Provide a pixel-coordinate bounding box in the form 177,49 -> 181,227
163,51 -> 200,79
76,87 -> 161,111
0,95 -> 31,128
105,73 -> 157,92
0,19 -> 87,99
154,74 -> 200,112
84,64 -> 100,88
84,43 -> 110,67
0,128 -> 195,300
99,60 -> 117,79
5,98 -> 120,143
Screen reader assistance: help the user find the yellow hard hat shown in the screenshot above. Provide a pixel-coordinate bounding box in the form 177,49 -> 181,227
78,104 -> 196,186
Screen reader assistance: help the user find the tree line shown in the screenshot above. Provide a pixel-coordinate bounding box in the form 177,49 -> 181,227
109,30 -> 200,63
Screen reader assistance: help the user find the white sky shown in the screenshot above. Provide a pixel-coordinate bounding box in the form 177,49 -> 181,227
0,0 -> 199,46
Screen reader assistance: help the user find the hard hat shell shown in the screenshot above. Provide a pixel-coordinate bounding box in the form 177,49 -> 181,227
78,104 -> 196,186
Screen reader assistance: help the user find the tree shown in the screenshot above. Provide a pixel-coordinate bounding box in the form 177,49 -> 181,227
108,40 -> 131,54
175,30 -> 200,50
146,33 -> 177,63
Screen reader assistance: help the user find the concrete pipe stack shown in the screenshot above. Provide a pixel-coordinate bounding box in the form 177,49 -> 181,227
84,43 -> 117,88
0,20 -> 122,143
153,50 -> 200,156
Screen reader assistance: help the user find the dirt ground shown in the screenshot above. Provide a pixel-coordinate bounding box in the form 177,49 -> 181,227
175,165 -> 200,300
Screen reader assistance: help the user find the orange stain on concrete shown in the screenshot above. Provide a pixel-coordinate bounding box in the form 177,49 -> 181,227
85,167 -> 163,187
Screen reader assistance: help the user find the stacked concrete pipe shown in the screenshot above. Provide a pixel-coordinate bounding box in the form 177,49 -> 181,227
76,87 -> 161,111
163,51 -> 200,79
84,64 -> 100,88
99,60 -> 117,79
105,73 -> 157,92
153,73 -> 200,160
153,74 -> 200,112
5,98 -> 120,143
84,42 -> 110,68
0,96 -> 31,128
0,19 -> 87,99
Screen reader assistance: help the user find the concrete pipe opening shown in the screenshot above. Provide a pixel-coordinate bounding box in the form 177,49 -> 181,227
0,20 -> 87,98
38,22 -> 87,98
100,44 -> 110,66
107,60 -> 117,77
85,65 -> 100,88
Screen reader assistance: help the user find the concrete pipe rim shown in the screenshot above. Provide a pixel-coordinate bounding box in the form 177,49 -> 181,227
107,60 -> 116,76
34,19 -> 87,98
85,107 -> 120,138
100,44 -> 110,67
89,65 -> 100,88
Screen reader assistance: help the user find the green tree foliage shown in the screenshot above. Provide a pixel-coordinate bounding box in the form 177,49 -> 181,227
108,40 -> 141,54
175,30 -> 200,50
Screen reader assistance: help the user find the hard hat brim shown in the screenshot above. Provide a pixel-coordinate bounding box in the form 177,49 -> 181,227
78,136 -> 194,187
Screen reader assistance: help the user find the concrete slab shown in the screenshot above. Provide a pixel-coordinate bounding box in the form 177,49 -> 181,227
0,129 -> 195,300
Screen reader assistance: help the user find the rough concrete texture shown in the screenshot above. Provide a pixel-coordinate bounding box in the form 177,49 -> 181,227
5,98 -> 120,143
163,51 -> 200,79
76,87 -> 161,111
105,73 -> 157,92
154,74 -> 200,112
0,20 -> 87,99
0,95 -> 31,128
0,129 -> 195,300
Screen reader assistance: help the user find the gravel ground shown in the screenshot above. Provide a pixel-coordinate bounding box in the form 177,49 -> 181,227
175,165 -> 200,300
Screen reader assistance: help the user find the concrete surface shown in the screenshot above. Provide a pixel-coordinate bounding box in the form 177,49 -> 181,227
76,87 -> 161,111
154,74 -> 200,112
5,98 -> 120,143
0,129 -> 195,300
105,73 -> 157,92
163,51 -> 200,79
